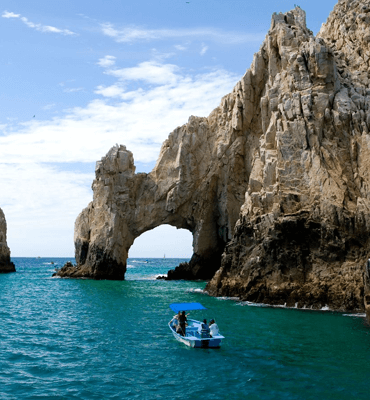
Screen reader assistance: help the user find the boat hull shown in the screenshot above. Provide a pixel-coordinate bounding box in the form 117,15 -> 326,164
169,319 -> 224,348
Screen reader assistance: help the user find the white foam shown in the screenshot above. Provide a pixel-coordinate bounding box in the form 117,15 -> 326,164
236,301 -> 268,307
186,288 -> 206,294
235,301 -> 336,312
217,296 -> 240,301
343,313 -> 366,318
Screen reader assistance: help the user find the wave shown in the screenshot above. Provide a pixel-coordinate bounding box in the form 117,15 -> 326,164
235,301 -> 362,315
342,313 -> 366,318
186,288 -> 205,294
217,296 -> 240,301
126,274 -> 164,281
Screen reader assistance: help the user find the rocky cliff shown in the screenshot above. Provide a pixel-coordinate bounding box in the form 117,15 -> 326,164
58,0 -> 370,317
206,0 -> 370,314
0,208 -> 15,273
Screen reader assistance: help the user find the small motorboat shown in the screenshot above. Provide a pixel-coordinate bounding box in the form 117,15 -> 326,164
168,302 -> 225,348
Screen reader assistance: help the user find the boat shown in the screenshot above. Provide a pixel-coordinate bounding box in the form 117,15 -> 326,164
168,302 -> 225,348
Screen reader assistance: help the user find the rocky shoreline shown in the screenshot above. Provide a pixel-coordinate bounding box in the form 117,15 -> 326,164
206,210 -> 365,312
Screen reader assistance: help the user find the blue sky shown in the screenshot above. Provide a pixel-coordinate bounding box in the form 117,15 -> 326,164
0,0 -> 338,257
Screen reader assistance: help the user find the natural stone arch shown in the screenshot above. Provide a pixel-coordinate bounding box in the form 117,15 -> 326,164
59,111 -> 249,280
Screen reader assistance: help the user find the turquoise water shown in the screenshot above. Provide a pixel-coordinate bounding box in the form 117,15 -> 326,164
1,258 -> 370,399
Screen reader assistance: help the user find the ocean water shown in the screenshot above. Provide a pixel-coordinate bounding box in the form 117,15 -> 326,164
1,258 -> 370,400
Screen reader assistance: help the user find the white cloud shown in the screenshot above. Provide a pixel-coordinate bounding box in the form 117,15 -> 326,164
42,103 -> 56,110
101,23 -> 264,44
2,11 -> 20,18
2,10 -> 76,35
63,87 -> 84,93
95,84 -> 124,98
1,59 -> 239,165
200,44 -> 209,56
107,61 -> 180,85
97,55 -> 116,68
174,44 -> 187,51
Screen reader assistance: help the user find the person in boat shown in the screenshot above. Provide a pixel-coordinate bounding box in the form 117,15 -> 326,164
200,319 -> 210,338
178,311 -> 187,336
170,312 -> 181,331
209,319 -> 219,337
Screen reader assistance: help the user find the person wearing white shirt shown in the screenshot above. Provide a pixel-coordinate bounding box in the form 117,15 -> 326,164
209,319 -> 219,336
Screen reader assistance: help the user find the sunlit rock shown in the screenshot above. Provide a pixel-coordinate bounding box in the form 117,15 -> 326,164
0,208 -> 15,273
207,2 -> 370,314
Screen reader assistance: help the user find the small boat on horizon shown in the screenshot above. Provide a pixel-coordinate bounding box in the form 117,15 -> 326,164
168,302 -> 224,348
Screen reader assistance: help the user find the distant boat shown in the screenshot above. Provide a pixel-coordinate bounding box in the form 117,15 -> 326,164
168,302 -> 224,348
163,254 -> 165,259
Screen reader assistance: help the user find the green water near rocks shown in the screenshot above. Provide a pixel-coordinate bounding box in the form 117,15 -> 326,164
1,258 -> 369,399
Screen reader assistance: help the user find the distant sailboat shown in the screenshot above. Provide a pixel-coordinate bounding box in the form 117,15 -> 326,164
163,254 -> 166,259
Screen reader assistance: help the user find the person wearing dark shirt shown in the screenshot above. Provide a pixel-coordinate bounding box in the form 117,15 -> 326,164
201,319 -> 210,338
178,311 -> 187,336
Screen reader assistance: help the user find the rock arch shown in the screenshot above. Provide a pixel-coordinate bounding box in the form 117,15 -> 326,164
58,112 -> 250,279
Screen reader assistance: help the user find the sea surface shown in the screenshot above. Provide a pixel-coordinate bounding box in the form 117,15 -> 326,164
1,257 -> 370,400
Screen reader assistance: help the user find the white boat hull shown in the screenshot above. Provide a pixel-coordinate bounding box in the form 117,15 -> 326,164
169,319 -> 224,348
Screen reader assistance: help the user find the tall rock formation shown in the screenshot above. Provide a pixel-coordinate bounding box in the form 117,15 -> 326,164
0,208 -> 15,273
58,0 -> 370,318
207,0 -> 370,313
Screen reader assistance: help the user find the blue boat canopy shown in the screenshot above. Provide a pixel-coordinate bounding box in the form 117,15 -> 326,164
170,302 -> 206,313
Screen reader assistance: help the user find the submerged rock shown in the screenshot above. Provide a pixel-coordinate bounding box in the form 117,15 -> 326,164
61,1 -> 370,318
0,208 -> 15,273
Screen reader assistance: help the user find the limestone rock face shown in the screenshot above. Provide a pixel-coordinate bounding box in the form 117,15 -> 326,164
207,1 -> 370,313
61,1 -> 370,317
0,208 -> 15,273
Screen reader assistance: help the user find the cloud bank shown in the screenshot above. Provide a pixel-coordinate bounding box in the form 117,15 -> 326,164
1,59 -> 239,164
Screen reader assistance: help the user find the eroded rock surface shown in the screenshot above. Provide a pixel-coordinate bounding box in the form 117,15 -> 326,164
60,1 -> 370,317
207,1 -> 370,313
0,208 -> 15,273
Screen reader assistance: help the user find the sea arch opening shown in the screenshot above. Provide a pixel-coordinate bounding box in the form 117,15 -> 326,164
126,225 -> 193,279
128,224 -> 193,259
